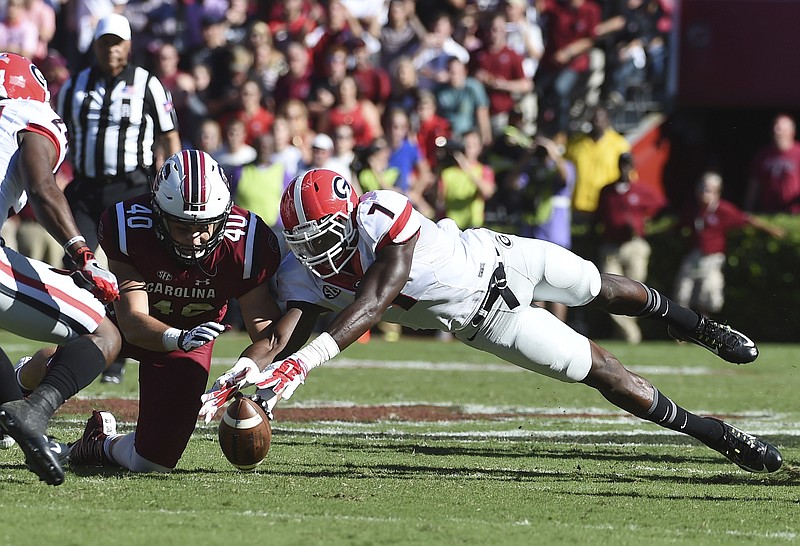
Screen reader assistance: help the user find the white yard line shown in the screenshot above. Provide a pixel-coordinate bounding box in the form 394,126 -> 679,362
210,357 -> 717,375
259,424 -> 800,440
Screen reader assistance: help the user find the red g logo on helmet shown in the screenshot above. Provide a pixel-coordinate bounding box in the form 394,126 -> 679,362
331,175 -> 351,201
280,169 -> 359,278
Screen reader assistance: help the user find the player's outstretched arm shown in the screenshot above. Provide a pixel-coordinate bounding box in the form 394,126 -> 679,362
237,236 -> 419,414
326,235 -> 417,351
21,131 -> 119,302
199,302 -> 324,423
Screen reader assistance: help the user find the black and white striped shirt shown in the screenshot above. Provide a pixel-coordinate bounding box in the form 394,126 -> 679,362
56,64 -> 178,179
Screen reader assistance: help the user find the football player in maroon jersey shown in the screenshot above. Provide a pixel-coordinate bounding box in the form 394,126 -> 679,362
17,150 -> 286,473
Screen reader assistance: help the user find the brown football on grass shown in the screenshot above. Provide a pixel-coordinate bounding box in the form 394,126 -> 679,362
218,396 -> 272,470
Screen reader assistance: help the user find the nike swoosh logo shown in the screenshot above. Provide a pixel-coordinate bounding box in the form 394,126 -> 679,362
50,443 -> 63,454
693,339 -> 719,354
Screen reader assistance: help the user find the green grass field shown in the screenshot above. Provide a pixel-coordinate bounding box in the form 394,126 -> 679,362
0,330 -> 798,546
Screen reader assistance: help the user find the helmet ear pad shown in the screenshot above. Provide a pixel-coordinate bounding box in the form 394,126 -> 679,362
280,169 -> 359,278
152,150 -> 232,264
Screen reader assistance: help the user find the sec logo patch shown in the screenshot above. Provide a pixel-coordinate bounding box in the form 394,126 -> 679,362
322,285 -> 341,299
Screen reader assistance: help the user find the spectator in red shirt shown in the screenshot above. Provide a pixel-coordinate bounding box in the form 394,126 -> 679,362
272,41 -> 314,107
414,90 -> 451,169
0,0 -> 38,60
222,79 -> 274,146
745,113 -> 800,214
470,12 -> 533,140
304,0 -> 368,78
266,0 -> 319,51
318,75 -> 382,148
596,153 -> 666,343
350,38 -> 392,114
674,172 -> 784,316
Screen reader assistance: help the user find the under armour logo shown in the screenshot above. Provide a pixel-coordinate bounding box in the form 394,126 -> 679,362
195,278 -> 211,286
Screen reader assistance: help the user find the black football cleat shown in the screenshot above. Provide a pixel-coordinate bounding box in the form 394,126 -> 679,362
68,410 -> 117,467
47,438 -> 70,467
707,418 -> 782,473
0,400 -> 64,486
669,316 -> 758,364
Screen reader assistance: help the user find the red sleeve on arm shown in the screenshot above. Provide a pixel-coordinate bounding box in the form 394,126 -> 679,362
376,201 -> 415,251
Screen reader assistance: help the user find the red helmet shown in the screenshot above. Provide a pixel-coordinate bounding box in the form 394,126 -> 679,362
0,53 -> 49,102
280,169 -> 359,278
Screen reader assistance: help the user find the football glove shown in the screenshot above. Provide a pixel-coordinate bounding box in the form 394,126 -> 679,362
199,357 -> 260,423
178,322 -> 227,352
253,357 -> 309,404
247,394 -> 275,421
61,246 -> 119,303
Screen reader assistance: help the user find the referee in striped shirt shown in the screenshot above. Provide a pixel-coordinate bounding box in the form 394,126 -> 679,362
57,14 -> 181,382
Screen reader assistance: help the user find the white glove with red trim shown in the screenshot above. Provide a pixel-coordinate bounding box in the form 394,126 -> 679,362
252,357 -> 309,403
198,357 -> 260,423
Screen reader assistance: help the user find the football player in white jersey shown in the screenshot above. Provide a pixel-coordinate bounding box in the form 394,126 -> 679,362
202,168 -> 781,474
0,53 -> 121,486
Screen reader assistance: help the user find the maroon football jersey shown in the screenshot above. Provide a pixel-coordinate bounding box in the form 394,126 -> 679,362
99,194 -> 282,331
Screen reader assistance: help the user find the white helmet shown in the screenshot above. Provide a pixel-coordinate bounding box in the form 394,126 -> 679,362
152,150 -> 232,264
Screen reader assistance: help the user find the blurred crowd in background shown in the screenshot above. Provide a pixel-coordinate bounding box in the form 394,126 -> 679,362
1,0 -> 673,228
3,0 -> 799,342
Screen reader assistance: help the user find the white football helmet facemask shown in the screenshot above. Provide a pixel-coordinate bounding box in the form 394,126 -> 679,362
152,150 -> 232,265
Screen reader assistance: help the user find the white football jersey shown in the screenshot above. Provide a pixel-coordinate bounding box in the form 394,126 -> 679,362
276,190 -> 500,331
0,98 -> 69,226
